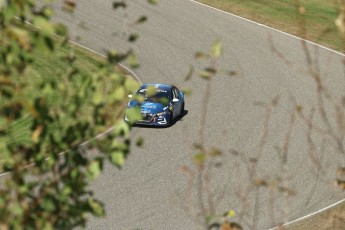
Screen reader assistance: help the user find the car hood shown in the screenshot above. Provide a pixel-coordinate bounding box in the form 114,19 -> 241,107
128,100 -> 168,114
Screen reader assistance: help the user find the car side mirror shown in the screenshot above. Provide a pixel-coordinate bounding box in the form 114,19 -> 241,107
128,94 -> 132,98
172,98 -> 179,103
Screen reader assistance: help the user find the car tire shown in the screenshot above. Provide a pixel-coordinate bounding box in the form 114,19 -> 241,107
166,111 -> 173,127
180,102 -> 185,118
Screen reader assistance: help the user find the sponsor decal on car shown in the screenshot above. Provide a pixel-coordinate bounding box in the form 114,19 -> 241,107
139,89 -> 167,93
143,103 -> 157,109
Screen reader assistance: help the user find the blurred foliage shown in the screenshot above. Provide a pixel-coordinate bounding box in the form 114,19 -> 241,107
0,0 -> 151,228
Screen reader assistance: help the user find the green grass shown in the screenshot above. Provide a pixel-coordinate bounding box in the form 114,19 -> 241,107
197,0 -> 344,52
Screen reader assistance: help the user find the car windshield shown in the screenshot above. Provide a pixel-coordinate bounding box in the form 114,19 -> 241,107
137,88 -> 170,103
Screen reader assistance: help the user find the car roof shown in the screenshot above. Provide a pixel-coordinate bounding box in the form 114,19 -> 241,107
140,83 -> 174,91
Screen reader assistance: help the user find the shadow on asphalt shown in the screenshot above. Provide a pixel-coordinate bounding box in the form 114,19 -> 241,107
133,110 -> 189,129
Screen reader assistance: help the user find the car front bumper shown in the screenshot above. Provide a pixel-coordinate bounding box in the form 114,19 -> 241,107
125,113 -> 170,126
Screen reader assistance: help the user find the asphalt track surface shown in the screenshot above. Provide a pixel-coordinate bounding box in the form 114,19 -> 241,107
37,0 -> 345,229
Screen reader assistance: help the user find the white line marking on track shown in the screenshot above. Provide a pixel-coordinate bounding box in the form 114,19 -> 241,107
67,40 -> 142,84
188,0 -> 345,57
187,0 -> 345,228
268,198 -> 345,229
0,171 -> 11,177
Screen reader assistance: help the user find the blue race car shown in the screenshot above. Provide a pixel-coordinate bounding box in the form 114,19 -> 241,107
125,83 -> 185,127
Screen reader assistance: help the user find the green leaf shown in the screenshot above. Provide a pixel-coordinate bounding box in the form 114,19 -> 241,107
4,4 -> 15,21
42,83 -> 54,96
113,1 -> 126,9
0,196 -> 4,207
182,88 -> 191,96
43,7 -> 54,18
42,198 -> 55,212
63,0 -> 76,13
112,86 -> 125,101
136,16 -> 147,24
146,86 -> 156,97
205,67 -> 217,74
62,186 -> 72,196
200,71 -> 210,80
193,153 -> 206,167
92,92 -> 103,105
211,40 -> 222,58
148,0 -> 159,5
54,23 -> 68,36
226,209 -> 236,218
32,16 -> 55,35
110,151 -> 125,167
159,97 -> 169,106
43,222 -> 53,230
114,120 -> 130,137
185,65 -> 194,81
110,72 -> 123,84
124,77 -> 140,94
88,198 -> 105,217
133,94 -> 145,103
195,51 -> 207,59
128,53 -> 139,68
209,147 -> 222,157
87,160 -> 102,180
11,203 -> 23,216
135,136 -> 144,147
206,214 -> 217,225
111,140 -> 128,151
6,26 -> 31,50
125,107 -> 142,124
128,33 -> 139,42
193,143 -> 204,150
70,169 -> 79,180
19,185 -> 28,194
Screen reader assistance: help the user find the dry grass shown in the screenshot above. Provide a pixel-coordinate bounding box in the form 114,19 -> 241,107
285,200 -> 345,230
197,0 -> 343,52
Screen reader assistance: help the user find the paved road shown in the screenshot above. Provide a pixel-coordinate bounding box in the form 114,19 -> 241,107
50,0 -> 345,229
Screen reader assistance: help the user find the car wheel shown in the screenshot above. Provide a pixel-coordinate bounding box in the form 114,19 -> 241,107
166,111 -> 173,127
180,102 -> 185,118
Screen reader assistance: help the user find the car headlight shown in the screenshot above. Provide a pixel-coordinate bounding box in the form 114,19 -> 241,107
156,111 -> 169,116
